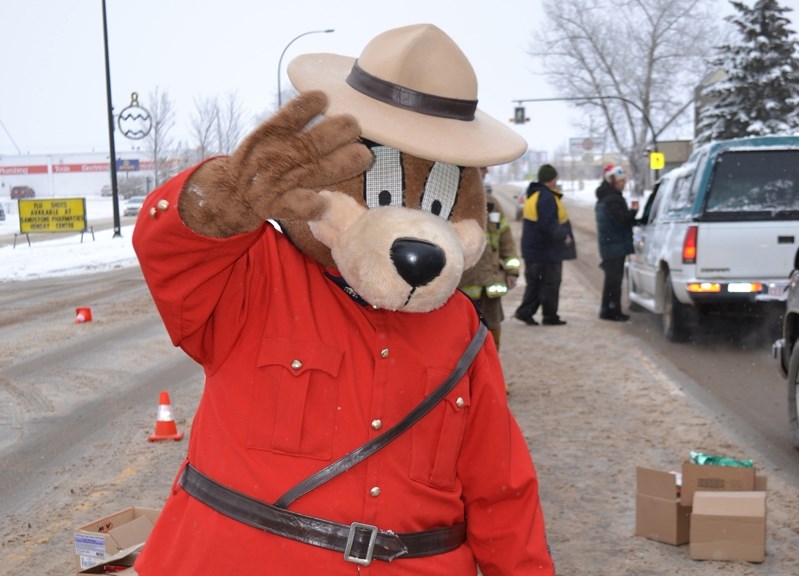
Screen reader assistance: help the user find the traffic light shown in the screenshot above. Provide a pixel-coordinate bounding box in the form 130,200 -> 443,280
513,106 -> 527,125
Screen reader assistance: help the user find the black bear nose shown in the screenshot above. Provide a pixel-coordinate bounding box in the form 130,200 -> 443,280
390,238 -> 446,288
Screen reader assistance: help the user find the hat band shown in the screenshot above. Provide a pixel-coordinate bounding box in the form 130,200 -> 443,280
346,61 -> 477,121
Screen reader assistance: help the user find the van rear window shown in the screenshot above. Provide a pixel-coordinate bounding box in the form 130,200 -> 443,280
704,150 -> 799,219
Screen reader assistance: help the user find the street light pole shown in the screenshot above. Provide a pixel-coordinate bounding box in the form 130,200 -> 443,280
513,95 -> 660,180
101,0 -> 122,238
277,29 -> 334,107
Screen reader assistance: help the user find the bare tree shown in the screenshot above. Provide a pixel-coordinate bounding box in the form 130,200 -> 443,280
532,0 -> 719,192
145,87 -> 177,187
190,95 -> 219,160
188,91 -> 249,160
214,90 -> 247,154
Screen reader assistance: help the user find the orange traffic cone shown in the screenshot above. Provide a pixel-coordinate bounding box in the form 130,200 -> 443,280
75,307 -> 93,323
148,391 -> 184,442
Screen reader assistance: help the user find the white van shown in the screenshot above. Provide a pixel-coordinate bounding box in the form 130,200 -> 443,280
628,135 -> 799,341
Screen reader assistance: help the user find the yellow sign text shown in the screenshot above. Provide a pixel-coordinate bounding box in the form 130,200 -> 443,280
18,198 -> 87,234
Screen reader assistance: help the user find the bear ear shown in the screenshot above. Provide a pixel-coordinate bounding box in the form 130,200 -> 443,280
308,190 -> 367,250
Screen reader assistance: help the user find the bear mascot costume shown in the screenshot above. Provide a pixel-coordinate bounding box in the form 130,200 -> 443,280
132,23 -> 554,576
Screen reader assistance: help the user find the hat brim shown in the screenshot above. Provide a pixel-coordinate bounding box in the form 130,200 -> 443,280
288,53 -> 527,167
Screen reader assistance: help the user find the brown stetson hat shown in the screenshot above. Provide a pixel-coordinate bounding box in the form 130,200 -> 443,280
287,23 -> 527,167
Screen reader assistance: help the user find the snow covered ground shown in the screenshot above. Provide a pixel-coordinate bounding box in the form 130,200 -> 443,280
0,179 -> 610,282
0,196 -> 139,282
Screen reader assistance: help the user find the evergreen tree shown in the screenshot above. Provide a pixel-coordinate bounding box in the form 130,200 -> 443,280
695,0 -> 799,145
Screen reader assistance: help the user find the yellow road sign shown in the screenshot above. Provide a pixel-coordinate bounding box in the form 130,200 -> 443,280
18,198 -> 87,234
650,151 -> 665,171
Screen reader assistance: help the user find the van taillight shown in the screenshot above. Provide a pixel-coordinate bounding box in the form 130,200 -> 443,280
682,225 -> 698,264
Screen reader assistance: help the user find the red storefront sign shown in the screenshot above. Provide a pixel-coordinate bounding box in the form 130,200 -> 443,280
1,160 -> 154,175
52,163 -> 110,173
0,165 -> 49,175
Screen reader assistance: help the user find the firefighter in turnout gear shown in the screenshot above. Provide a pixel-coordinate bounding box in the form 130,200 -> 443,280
459,167 -> 520,350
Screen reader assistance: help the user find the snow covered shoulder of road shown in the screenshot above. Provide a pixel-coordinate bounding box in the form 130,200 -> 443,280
1,226 -> 138,282
1,197 -> 138,282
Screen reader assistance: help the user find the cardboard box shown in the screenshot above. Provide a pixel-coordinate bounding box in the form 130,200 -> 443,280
689,491 -> 766,562
635,467 -> 691,545
76,545 -> 141,574
74,507 -> 159,572
681,461 -> 755,506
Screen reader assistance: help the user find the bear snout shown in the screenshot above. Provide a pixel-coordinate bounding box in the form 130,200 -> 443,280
390,238 -> 447,288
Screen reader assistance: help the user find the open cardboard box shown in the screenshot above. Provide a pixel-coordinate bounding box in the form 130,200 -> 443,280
74,506 -> 159,573
76,544 -> 141,574
635,461 -> 767,553
635,467 -> 691,545
680,461 -> 756,506
689,491 -> 767,562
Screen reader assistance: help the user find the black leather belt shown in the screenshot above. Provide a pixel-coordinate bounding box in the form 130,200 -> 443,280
180,463 -> 467,566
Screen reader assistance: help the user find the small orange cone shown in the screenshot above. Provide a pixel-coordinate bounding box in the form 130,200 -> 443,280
148,391 -> 184,442
75,307 -> 93,323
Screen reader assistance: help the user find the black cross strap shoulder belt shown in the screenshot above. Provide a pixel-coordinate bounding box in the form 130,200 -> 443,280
180,323 -> 487,566
180,464 -> 466,564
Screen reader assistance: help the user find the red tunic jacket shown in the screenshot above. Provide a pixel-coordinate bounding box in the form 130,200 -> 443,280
131,167 -> 554,576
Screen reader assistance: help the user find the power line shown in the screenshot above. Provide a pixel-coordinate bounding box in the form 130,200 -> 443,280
0,116 -> 22,154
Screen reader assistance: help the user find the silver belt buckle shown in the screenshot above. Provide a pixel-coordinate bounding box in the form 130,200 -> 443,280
344,522 -> 378,566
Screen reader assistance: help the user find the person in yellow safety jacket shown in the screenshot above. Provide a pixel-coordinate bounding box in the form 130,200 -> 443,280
459,168 -> 520,350
513,164 -> 576,327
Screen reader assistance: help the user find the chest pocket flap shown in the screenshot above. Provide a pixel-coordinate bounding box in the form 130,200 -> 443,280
257,338 -> 343,376
249,338 -> 343,459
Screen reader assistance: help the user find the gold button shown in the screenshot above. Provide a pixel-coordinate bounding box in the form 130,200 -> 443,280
369,486 -> 381,497
380,348 -> 389,359
455,397 -> 465,408
290,359 -> 302,370
157,199 -> 170,212
148,207 -> 157,218
371,419 -> 382,430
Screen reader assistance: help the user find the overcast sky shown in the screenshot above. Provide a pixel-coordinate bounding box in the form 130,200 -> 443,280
2,0 -> 799,160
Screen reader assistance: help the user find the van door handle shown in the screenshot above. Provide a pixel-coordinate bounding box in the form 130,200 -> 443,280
778,236 -> 795,244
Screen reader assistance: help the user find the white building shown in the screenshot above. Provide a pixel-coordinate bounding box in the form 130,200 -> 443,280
0,151 -> 154,200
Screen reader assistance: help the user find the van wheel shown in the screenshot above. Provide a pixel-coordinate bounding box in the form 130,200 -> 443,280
662,273 -> 692,342
788,345 -> 799,450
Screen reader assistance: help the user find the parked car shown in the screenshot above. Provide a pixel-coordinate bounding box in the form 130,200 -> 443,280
123,195 -> 146,217
628,135 -> 799,342
100,179 -> 147,199
10,185 -> 35,199
119,178 -> 147,199
773,259 -> 799,450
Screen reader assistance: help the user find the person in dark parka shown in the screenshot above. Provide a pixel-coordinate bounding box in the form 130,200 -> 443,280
594,164 -> 637,321
514,164 -> 576,326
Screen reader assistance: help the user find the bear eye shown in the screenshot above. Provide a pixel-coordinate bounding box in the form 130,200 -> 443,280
364,145 -> 404,209
420,162 -> 461,220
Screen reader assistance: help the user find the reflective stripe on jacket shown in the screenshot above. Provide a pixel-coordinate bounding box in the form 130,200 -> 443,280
459,192 -> 519,298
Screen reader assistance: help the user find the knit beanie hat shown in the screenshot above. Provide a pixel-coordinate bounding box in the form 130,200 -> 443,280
537,164 -> 558,183
603,164 -> 625,182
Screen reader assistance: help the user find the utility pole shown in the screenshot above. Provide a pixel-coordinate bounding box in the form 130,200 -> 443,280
101,0 -> 122,238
